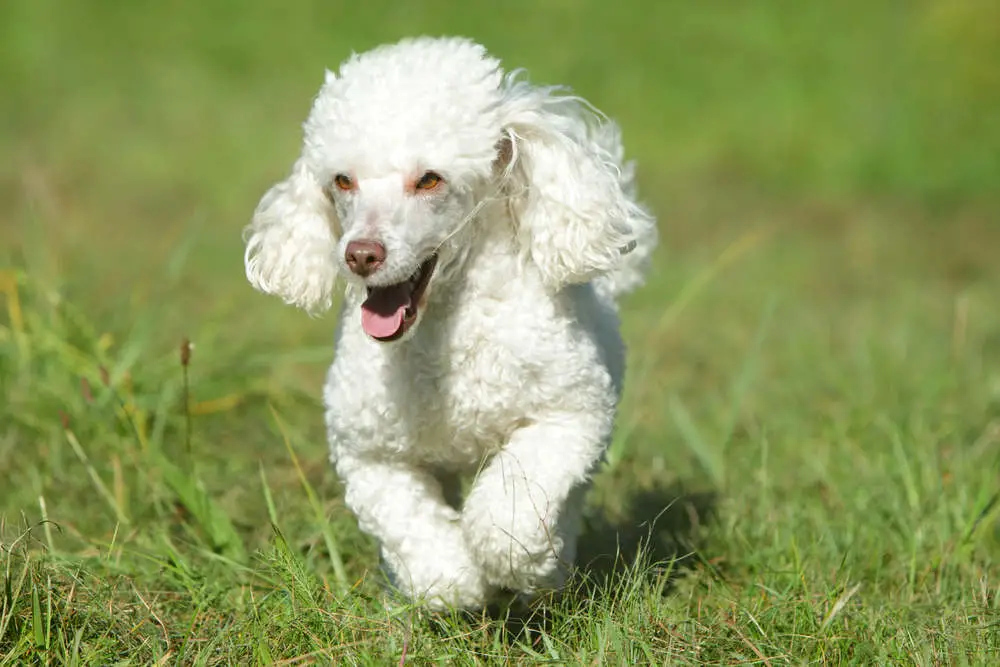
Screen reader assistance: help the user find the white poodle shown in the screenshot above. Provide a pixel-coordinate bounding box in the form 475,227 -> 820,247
243,36 -> 658,610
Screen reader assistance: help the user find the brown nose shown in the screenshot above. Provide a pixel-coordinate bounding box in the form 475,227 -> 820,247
344,240 -> 387,277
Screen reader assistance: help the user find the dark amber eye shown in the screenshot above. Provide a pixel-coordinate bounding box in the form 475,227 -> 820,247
415,171 -> 443,191
333,174 -> 354,191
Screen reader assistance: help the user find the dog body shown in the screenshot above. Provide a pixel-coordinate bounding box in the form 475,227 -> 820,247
244,36 -> 657,609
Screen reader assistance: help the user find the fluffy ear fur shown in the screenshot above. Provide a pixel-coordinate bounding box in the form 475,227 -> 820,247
243,159 -> 339,314
498,78 -> 656,297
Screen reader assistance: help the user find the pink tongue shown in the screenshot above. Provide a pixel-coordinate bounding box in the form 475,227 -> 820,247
360,284 -> 412,339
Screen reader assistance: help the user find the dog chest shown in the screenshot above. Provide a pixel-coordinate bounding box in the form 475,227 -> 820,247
397,326 -> 543,465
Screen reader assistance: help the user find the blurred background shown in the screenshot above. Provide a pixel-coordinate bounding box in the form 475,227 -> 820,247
2,0 -> 999,575
3,1 -> 997,316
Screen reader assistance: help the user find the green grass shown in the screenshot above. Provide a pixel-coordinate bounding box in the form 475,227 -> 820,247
2,0 -> 1000,663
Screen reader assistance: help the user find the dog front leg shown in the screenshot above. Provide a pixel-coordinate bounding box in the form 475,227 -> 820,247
460,413 -> 610,595
335,456 -> 490,610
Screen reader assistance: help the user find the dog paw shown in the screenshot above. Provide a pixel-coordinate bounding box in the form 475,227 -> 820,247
380,542 -> 491,610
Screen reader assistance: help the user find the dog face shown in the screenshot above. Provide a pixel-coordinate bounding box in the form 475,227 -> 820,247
318,163 -> 483,341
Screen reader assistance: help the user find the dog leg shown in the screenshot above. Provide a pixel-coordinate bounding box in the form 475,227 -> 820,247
335,456 -> 490,610
460,413 -> 608,595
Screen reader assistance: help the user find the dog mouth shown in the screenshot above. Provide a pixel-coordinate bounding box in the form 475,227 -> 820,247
360,255 -> 438,342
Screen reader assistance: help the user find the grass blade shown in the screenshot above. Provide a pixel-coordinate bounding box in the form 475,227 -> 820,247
267,404 -> 349,594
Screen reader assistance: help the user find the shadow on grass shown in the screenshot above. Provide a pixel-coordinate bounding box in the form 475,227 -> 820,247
575,485 -> 718,590
473,484 -> 720,639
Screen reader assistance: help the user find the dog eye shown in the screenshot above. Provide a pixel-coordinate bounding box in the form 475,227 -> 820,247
333,174 -> 354,191
414,171 -> 443,191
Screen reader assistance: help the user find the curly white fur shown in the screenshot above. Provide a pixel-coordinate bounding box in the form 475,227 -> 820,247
244,36 -> 658,610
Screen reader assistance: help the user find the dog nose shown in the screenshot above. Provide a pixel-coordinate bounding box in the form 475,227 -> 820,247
344,240 -> 387,277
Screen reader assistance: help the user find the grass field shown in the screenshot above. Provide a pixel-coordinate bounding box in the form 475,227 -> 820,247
2,0 -> 1000,663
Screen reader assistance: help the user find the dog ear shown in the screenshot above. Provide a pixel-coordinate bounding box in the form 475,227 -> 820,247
497,81 -> 653,292
243,159 -> 340,314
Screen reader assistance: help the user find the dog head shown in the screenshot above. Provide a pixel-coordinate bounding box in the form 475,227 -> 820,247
244,36 -> 651,342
